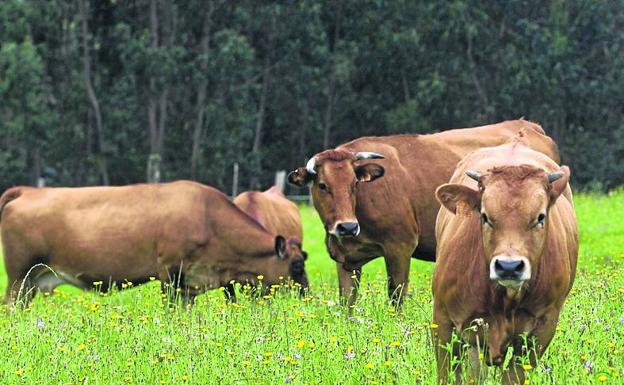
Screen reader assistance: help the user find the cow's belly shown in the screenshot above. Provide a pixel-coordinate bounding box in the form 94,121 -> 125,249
44,233 -> 159,289
43,216 -> 160,283
32,263 -> 156,293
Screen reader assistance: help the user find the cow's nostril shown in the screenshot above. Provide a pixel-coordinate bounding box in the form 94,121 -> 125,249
336,222 -> 359,236
494,259 -> 524,278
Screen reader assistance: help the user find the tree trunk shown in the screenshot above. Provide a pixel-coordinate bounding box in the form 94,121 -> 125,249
191,3 -> 217,179
190,81 -> 206,179
252,62 -> 271,156
250,60 -> 271,188
79,0 -> 109,185
31,146 -> 42,186
401,66 -> 411,102
298,98 -> 309,159
146,0 -> 175,183
146,0 -> 160,182
465,23 -> 490,121
323,0 -> 343,149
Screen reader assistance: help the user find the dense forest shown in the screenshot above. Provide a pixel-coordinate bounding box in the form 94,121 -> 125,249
1,0 -> 623,194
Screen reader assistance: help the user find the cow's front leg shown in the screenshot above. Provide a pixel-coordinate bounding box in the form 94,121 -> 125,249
433,313 -> 461,384
158,264 -> 186,306
383,251 -> 411,307
336,262 -> 361,312
181,289 -> 197,308
503,316 -> 557,385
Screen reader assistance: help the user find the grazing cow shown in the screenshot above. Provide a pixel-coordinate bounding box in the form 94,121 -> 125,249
234,186 -> 308,296
0,181 -> 308,307
432,136 -> 577,384
288,119 -> 560,307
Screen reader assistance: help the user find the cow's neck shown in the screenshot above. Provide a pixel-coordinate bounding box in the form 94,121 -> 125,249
490,284 -> 530,315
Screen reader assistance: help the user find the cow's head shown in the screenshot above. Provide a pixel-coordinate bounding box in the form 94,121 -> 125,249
288,150 -> 385,238
436,164 -> 570,290
268,236 -> 309,293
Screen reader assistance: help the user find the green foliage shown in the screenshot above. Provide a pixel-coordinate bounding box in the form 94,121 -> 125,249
0,0 -> 622,191
0,194 -> 622,383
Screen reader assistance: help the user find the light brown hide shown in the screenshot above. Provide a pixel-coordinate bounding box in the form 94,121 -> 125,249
289,119 -> 560,306
0,181 -> 307,306
234,186 -> 308,292
432,140 -> 578,384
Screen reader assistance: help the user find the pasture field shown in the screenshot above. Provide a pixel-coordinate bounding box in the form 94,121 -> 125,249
0,192 -> 622,384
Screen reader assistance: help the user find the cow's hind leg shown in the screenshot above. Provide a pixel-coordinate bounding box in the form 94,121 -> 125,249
4,277 -> 37,308
3,250 -> 40,308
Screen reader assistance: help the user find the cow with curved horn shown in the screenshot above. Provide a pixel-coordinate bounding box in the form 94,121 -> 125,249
432,136 -> 577,385
288,119 -> 561,309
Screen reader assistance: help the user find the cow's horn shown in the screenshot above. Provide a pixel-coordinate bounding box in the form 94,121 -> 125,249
354,152 -> 385,160
306,157 -> 317,174
465,170 -> 482,181
547,171 -> 564,183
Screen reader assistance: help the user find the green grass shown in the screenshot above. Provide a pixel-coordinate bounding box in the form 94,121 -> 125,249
0,192 -> 623,384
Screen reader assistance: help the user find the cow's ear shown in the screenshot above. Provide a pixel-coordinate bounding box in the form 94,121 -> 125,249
547,165 -> 570,204
288,167 -> 314,187
436,184 -> 481,215
355,163 -> 385,183
302,250 -> 308,261
275,236 -> 287,260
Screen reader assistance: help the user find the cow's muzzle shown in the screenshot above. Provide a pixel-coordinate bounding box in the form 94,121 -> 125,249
330,221 -> 360,238
489,256 -> 531,288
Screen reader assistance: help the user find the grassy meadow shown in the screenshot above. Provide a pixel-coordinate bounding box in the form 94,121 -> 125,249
0,192 -> 623,384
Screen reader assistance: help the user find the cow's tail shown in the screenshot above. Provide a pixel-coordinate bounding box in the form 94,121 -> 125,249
0,187 -> 23,223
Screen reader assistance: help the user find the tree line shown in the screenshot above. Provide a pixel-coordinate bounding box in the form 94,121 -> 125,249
1,0 -> 622,194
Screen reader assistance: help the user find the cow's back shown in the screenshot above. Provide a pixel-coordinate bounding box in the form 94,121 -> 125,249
0,181 -> 226,279
338,119 -> 560,259
234,188 -> 302,240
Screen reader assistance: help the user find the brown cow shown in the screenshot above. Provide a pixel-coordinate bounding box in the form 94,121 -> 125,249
288,119 -> 560,307
432,136 -> 577,384
233,186 -> 308,296
0,181 -> 308,307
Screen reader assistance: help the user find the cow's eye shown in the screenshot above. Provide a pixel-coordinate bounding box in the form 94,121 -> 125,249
535,213 -> 546,227
318,182 -> 327,192
481,212 -> 492,227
